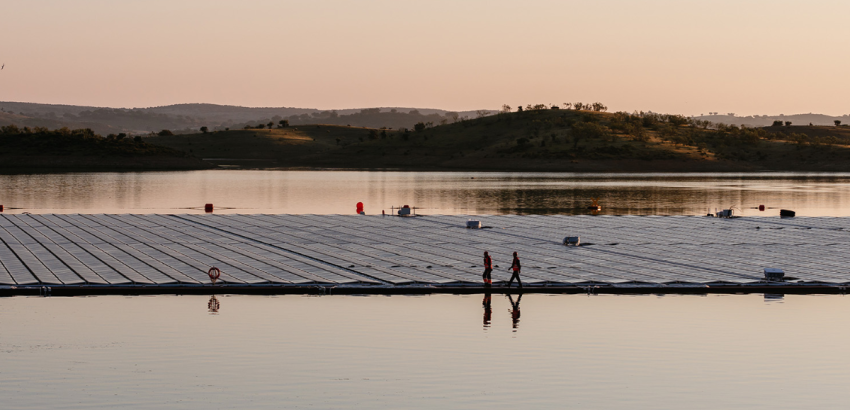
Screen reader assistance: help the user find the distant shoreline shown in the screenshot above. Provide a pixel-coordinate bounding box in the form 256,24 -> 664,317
3,158 -> 850,173
200,158 -> 850,173
0,155 -> 213,172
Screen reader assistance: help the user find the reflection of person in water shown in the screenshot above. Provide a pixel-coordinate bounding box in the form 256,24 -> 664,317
482,292 -> 492,327
507,293 -> 522,329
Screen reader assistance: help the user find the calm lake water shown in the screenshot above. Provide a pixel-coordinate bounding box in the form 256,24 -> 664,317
0,170 -> 849,216
2,171 -> 850,408
2,294 -> 849,409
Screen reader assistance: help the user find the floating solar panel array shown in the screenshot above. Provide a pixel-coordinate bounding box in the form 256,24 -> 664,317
0,214 -> 848,288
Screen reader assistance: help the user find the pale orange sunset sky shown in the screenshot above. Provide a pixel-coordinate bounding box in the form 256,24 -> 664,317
1,0 -> 848,116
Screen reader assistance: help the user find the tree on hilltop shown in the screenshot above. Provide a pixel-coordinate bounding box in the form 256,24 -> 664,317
200,126 -> 208,134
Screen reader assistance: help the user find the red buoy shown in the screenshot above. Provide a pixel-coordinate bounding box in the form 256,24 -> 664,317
205,203 -> 214,213
758,205 -> 765,211
208,267 -> 221,284
356,202 -> 364,214
0,205 -> 3,212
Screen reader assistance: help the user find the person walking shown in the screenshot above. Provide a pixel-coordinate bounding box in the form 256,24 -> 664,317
507,251 -> 522,289
482,251 -> 493,288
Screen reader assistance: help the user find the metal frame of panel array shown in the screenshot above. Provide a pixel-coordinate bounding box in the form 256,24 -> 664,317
0,214 -> 848,289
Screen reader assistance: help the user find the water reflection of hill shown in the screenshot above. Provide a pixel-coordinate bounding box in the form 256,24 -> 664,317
0,171 -> 848,217
417,174 -> 850,216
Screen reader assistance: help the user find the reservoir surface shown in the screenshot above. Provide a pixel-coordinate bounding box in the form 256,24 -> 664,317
2,171 -> 849,409
2,293 -> 849,409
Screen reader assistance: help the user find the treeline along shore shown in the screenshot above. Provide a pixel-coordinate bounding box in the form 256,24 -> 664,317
3,106 -> 850,172
0,125 -> 212,170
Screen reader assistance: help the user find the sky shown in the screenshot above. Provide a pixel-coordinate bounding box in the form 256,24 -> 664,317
1,0 -> 848,116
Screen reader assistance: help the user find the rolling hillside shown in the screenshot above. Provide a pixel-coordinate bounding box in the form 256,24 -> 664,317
145,108 -> 850,172
0,102 -> 490,136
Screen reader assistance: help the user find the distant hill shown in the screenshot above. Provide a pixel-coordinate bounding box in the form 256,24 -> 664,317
0,101 -> 492,136
145,108 -> 850,172
694,113 -> 850,127
762,124 -> 850,145
7,101 -> 850,172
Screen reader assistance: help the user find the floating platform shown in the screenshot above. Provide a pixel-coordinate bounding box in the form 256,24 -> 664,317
1,214 -> 849,295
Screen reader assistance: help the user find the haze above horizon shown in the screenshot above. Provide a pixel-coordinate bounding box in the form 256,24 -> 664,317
1,0 -> 848,116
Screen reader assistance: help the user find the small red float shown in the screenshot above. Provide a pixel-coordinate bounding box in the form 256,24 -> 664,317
208,267 -> 221,284
758,205 -> 765,211
205,203 -> 214,213
0,205 -> 3,212
356,202 -> 364,214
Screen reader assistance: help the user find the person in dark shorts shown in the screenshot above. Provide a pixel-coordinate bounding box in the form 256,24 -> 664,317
482,251 -> 493,287
507,251 -> 522,288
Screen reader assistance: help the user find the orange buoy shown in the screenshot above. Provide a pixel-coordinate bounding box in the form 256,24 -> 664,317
205,203 -> 214,213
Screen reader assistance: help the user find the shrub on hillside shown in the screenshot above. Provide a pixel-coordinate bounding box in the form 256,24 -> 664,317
571,122 -> 609,148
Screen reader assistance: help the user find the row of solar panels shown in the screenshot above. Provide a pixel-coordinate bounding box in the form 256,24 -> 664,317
182,214 -> 850,285
0,214 -> 377,285
1,214 -> 848,286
